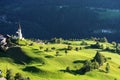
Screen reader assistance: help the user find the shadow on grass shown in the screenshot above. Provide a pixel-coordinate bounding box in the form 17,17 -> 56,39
45,55 -> 54,58
23,66 -> 43,73
60,69 -> 86,75
73,60 -> 85,64
34,51 -> 43,54
57,48 -> 66,51
6,47 -> 33,64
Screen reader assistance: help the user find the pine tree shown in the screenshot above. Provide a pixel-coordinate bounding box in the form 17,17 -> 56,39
93,51 -> 105,66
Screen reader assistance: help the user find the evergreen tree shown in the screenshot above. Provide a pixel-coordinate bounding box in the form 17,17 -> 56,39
93,51 -> 106,66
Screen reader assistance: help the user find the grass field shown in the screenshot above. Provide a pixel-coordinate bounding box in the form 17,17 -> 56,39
0,39 -> 120,80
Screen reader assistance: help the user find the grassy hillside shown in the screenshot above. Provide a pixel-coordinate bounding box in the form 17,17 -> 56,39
0,39 -> 120,80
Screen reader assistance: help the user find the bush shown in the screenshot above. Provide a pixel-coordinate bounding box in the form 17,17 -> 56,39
39,46 -> 43,50
106,63 -> 110,73
51,47 -> 56,50
50,38 -> 63,44
44,48 -> 49,52
112,42 -> 116,46
65,50 -> 68,55
6,69 -> 14,80
79,47 -> 82,50
55,51 -> 59,56
80,40 -> 88,45
66,66 -> 70,72
107,57 -> 112,60
75,47 -> 79,51
14,73 -> 23,80
118,66 -> 120,69
91,61 -> 99,69
67,45 -> 73,50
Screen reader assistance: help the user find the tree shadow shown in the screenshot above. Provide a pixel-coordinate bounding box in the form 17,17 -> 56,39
45,55 -> 54,58
73,60 -> 85,64
23,66 -> 43,73
59,68 -> 87,75
99,69 -> 106,73
57,48 -> 66,51
6,47 -> 33,64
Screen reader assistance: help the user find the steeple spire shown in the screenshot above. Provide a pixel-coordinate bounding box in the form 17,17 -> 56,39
16,22 -> 23,40
18,22 -> 21,30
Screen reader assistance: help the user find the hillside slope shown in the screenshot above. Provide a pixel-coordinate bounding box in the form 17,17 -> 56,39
0,39 -> 120,80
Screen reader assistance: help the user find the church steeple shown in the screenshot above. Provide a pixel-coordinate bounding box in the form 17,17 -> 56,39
16,23 -> 23,40
18,23 -> 21,30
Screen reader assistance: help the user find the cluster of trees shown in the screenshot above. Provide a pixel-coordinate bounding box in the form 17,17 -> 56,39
91,37 -> 108,43
80,40 -> 88,45
50,38 -> 63,44
78,51 -> 109,74
90,42 -> 101,49
5,69 -> 30,80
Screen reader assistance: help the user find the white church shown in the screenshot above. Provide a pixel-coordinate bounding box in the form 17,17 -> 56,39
0,23 -> 24,50
16,23 -> 24,40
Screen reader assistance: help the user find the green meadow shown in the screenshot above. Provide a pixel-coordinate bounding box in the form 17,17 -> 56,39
0,39 -> 120,80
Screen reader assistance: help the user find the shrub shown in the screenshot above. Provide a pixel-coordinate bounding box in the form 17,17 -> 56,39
118,66 -> 120,69
91,61 -> 99,69
67,45 -> 73,50
39,46 -> 43,50
65,50 -> 68,55
51,47 -> 56,50
6,69 -> 14,80
56,51 -> 59,56
79,47 -> 82,50
29,43 -> 34,46
66,66 -> 70,72
14,73 -> 23,80
50,38 -> 63,44
112,42 -> 116,46
75,47 -> 79,51
80,40 -> 88,45
106,63 -> 110,73
44,48 -> 49,52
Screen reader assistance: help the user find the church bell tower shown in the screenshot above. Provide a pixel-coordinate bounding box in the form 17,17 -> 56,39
16,23 -> 23,40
